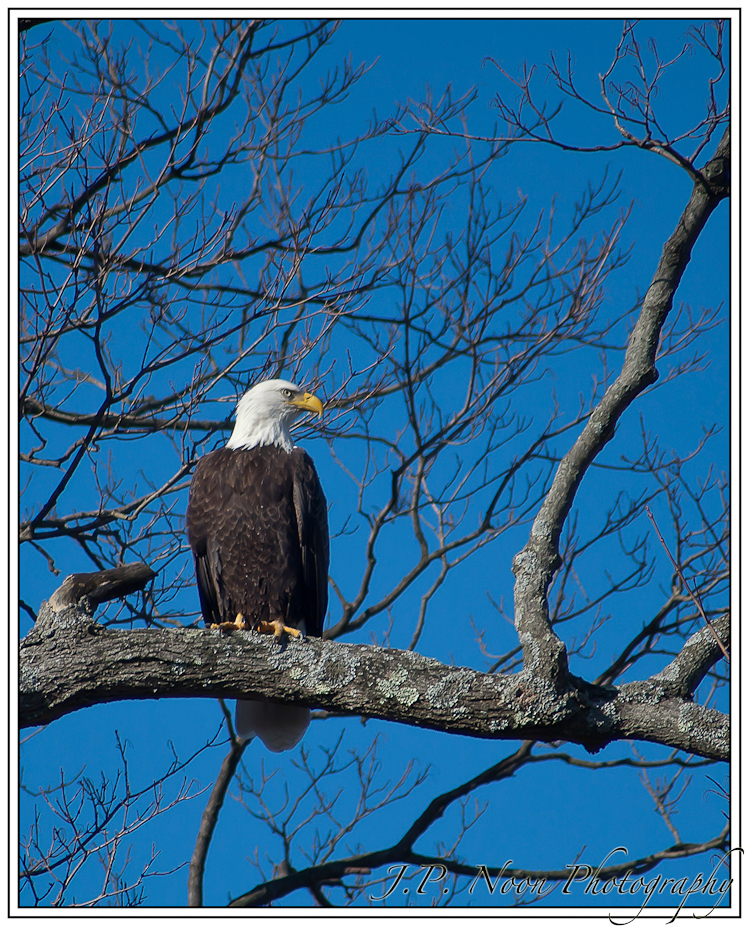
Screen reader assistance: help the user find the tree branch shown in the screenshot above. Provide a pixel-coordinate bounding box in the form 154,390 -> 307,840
47,563 -> 157,610
231,824 -> 729,907
511,126 -> 729,685
187,718 -> 247,907
20,593 -> 728,762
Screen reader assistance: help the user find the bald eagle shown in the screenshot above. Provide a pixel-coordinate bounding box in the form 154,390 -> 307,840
186,379 -> 329,752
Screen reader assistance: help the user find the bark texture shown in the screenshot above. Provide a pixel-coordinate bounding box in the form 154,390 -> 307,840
20,595 -> 728,761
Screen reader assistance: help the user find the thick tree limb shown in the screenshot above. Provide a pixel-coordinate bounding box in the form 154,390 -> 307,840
20,596 -> 728,761
512,127 -> 730,685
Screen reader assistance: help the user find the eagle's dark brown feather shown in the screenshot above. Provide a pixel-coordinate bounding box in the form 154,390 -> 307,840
186,444 -> 328,638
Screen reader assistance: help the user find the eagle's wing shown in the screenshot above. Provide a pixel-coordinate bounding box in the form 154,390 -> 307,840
186,451 -> 224,625
292,448 -> 329,638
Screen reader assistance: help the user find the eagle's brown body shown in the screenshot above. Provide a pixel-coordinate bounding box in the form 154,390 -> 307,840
186,445 -> 329,638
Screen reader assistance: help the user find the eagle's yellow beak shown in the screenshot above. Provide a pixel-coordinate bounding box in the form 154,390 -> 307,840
289,391 -> 324,418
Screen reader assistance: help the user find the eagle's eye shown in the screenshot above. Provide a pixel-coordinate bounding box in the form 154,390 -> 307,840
281,388 -> 293,398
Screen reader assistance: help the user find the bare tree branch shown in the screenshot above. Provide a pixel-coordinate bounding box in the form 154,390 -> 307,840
512,126 -> 729,685
187,707 -> 247,907
20,587 -> 728,762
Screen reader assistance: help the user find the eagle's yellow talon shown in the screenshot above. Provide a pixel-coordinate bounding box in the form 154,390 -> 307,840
211,613 -> 247,632
256,618 -> 303,640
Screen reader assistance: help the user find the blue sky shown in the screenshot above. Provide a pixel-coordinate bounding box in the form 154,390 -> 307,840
18,16 -> 730,911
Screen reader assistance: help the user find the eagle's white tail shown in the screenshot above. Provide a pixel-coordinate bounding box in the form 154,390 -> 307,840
235,700 -> 310,753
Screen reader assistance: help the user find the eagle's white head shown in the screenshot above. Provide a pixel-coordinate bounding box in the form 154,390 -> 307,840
226,378 -> 324,452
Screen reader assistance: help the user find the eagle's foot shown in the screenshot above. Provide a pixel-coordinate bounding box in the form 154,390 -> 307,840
210,613 -> 248,632
256,618 -> 304,643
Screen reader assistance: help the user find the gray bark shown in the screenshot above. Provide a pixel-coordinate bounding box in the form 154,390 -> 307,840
20,595 -> 728,761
